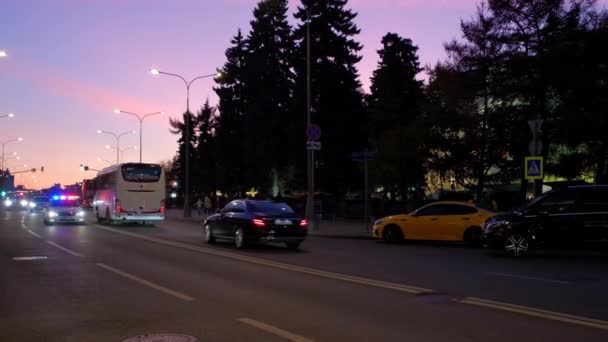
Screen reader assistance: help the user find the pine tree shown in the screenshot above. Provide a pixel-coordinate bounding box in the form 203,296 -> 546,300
368,33 -> 425,199
194,99 -> 217,194
293,0 -> 366,195
241,0 -> 295,194
169,111 -> 196,203
214,29 -> 249,193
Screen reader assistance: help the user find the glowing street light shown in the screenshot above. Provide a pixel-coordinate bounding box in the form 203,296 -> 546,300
113,108 -> 163,162
1,113 -> 15,119
1,138 -> 23,170
97,130 -> 135,164
0,50 -> 7,58
149,67 -> 224,217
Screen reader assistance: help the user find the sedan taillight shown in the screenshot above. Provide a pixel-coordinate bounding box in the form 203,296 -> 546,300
252,218 -> 266,227
299,219 -> 308,227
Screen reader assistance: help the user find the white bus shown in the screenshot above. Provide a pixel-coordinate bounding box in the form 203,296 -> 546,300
93,163 -> 166,224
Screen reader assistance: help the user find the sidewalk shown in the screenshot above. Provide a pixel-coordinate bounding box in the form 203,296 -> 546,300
164,208 -> 373,240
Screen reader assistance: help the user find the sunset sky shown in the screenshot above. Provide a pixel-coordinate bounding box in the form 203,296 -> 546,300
1,0 -> 605,189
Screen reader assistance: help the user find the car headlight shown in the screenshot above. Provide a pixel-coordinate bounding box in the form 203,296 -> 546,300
484,220 -> 509,233
48,211 -> 58,218
20,200 -> 28,207
29,202 -> 36,208
77,211 -> 85,217
4,199 -> 12,207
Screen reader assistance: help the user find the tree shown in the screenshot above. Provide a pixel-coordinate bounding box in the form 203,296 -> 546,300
193,99 -> 217,194
293,0 -> 367,195
241,0 -> 296,194
368,33 -> 426,199
169,111 -> 196,200
214,29 -> 249,193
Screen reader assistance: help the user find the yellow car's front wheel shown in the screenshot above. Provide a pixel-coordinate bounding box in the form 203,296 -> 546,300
382,225 -> 404,243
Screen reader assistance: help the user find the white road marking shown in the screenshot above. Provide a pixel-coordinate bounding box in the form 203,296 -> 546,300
12,256 -> 48,261
93,224 -> 431,294
96,263 -> 195,302
46,240 -> 83,257
458,297 -> 608,331
26,230 -> 41,238
486,272 -> 572,285
238,318 -> 314,342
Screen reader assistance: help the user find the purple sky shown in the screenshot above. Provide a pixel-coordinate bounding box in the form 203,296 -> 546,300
1,0 -> 604,188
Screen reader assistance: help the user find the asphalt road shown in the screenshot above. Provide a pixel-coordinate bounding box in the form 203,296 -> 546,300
1,208 -> 607,341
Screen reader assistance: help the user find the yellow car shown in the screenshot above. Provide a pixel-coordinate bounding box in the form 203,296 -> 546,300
372,201 -> 496,245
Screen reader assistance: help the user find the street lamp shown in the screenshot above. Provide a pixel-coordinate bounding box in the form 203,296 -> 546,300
1,138 -> 23,170
113,109 -> 163,162
97,130 -> 136,164
150,67 -> 223,217
0,50 -> 7,58
106,145 -> 137,163
1,113 -> 15,119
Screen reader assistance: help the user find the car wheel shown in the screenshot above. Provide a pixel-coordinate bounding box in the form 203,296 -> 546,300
285,242 -> 301,250
463,227 -> 482,247
204,224 -> 215,244
383,225 -> 404,243
504,234 -> 529,257
235,228 -> 246,249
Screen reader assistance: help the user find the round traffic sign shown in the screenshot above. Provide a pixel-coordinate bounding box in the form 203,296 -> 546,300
306,124 -> 321,141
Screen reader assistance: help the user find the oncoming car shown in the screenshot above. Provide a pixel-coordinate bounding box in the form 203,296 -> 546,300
28,196 -> 50,213
372,201 -> 496,245
44,195 -> 86,225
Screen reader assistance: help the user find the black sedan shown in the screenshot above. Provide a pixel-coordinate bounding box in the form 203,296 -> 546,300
203,200 -> 307,250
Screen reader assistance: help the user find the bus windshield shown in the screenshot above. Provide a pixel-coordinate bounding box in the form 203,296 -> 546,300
121,164 -> 162,183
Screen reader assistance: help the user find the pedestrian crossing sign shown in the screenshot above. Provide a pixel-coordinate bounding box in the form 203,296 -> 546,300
525,156 -> 544,180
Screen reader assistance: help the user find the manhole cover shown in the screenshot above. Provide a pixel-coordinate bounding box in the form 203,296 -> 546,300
123,334 -> 197,342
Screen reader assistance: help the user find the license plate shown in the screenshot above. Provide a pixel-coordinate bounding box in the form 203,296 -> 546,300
274,219 -> 293,226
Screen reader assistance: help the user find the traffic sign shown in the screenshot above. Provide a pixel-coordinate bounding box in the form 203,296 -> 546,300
306,124 -> 321,141
306,141 -> 321,151
525,156 -> 544,180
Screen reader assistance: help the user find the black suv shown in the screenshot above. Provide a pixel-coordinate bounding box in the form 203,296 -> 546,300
482,185 -> 608,256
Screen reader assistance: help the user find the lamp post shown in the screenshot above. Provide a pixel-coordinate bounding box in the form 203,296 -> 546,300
97,130 -> 136,164
150,68 -> 223,217
106,145 -> 137,163
113,109 -> 163,162
304,2 -> 316,226
1,138 -> 23,170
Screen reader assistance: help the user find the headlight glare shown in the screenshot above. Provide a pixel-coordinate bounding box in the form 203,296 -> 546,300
48,211 -> 58,218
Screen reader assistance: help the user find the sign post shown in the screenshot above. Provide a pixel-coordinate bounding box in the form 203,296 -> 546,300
306,124 -> 321,231
350,150 -> 377,231
524,156 -> 544,180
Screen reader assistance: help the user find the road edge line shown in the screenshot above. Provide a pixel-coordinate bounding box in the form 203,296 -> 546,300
237,318 -> 314,342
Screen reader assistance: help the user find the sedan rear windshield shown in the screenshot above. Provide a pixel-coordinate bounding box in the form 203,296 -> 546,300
122,164 -> 162,183
247,202 -> 295,216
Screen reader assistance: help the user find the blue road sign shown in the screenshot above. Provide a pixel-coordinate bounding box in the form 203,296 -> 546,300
306,124 -> 321,141
349,151 -> 377,162
525,156 -> 544,180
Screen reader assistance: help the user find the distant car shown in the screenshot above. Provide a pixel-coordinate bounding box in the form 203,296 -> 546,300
44,194 -> 86,225
372,201 -> 496,245
3,196 -> 27,211
482,185 -> 608,257
28,196 -> 50,213
203,200 -> 308,250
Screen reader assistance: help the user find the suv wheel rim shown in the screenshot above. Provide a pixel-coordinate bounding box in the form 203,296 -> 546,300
505,235 -> 528,256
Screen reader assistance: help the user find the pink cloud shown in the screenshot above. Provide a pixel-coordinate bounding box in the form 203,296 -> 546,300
1,61 -> 164,113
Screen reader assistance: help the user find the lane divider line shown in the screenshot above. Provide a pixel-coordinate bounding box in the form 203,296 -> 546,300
26,230 -> 42,238
458,297 -> 608,331
93,224 -> 430,294
46,241 -> 83,257
238,318 -> 314,342
96,263 -> 195,302
486,272 -> 572,285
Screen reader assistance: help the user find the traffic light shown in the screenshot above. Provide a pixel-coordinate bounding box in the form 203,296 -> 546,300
1,191 -> 5,197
